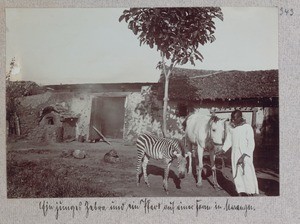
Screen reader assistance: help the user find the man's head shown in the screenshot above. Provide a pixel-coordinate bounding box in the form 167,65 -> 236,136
231,109 -> 243,127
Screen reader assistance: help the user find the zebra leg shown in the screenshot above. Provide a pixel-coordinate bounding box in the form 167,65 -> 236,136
136,150 -> 145,186
163,161 -> 171,194
142,156 -> 150,187
209,150 -> 222,190
196,145 -> 204,187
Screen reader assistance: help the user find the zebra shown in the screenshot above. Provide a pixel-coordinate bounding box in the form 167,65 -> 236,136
136,133 -> 187,194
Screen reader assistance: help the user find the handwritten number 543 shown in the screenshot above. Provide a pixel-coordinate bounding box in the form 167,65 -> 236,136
279,7 -> 294,16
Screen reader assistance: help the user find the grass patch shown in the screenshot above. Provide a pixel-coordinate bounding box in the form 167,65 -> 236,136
7,152 -> 123,198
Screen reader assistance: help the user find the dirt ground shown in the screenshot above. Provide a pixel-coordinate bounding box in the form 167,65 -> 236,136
6,139 -> 279,198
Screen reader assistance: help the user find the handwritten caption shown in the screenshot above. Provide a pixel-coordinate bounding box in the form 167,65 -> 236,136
38,198 -> 256,220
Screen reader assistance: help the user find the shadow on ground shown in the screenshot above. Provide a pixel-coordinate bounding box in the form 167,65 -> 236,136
188,153 -> 279,196
137,165 -> 182,189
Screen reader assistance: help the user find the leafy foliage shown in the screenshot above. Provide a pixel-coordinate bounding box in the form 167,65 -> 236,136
119,7 -> 223,66
6,58 -> 45,118
6,81 -> 45,117
6,58 -> 46,136
119,7 -> 223,137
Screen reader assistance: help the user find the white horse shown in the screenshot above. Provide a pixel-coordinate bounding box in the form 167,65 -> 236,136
183,113 -> 228,189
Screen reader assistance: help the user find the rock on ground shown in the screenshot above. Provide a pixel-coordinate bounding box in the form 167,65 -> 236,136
72,149 -> 86,159
103,149 -> 120,163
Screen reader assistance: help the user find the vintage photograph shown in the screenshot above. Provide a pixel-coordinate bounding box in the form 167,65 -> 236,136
6,7 -> 278,198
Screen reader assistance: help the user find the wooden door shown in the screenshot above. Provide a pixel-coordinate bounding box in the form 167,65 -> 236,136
90,97 -> 125,139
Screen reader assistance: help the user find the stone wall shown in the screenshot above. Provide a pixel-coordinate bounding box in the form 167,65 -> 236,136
28,111 -> 63,142
70,94 -> 92,139
16,91 -> 92,142
123,87 -> 163,143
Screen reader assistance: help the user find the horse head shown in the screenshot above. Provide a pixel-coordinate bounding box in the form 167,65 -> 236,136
207,116 -> 229,148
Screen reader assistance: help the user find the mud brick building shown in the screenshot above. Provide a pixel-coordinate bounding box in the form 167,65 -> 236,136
14,67 -> 278,161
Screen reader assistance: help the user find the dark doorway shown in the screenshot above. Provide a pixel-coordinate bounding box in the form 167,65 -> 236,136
62,118 -> 77,141
90,96 -> 125,139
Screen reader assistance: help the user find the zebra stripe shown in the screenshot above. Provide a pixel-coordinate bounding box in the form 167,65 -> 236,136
137,133 -> 182,159
136,133 -> 186,194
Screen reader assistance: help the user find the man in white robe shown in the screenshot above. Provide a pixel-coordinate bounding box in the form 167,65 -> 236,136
218,110 -> 259,196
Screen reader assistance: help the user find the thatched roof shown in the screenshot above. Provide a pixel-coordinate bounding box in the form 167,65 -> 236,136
158,67 -> 278,101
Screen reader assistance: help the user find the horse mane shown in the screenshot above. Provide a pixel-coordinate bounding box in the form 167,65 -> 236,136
206,115 -> 220,132
210,115 -> 220,123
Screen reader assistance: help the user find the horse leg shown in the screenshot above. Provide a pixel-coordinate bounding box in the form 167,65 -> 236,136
221,157 -> 225,169
209,150 -> 222,190
136,151 -> 145,186
142,156 -> 150,187
196,145 -> 204,187
186,141 -> 193,175
163,161 -> 171,194
187,151 -> 192,175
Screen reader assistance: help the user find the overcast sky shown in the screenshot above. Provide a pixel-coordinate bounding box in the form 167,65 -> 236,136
6,7 -> 278,85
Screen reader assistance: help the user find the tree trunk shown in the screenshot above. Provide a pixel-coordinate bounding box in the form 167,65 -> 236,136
15,118 -> 21,136
161,58 -> 175,138
162,73 -> 170,137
